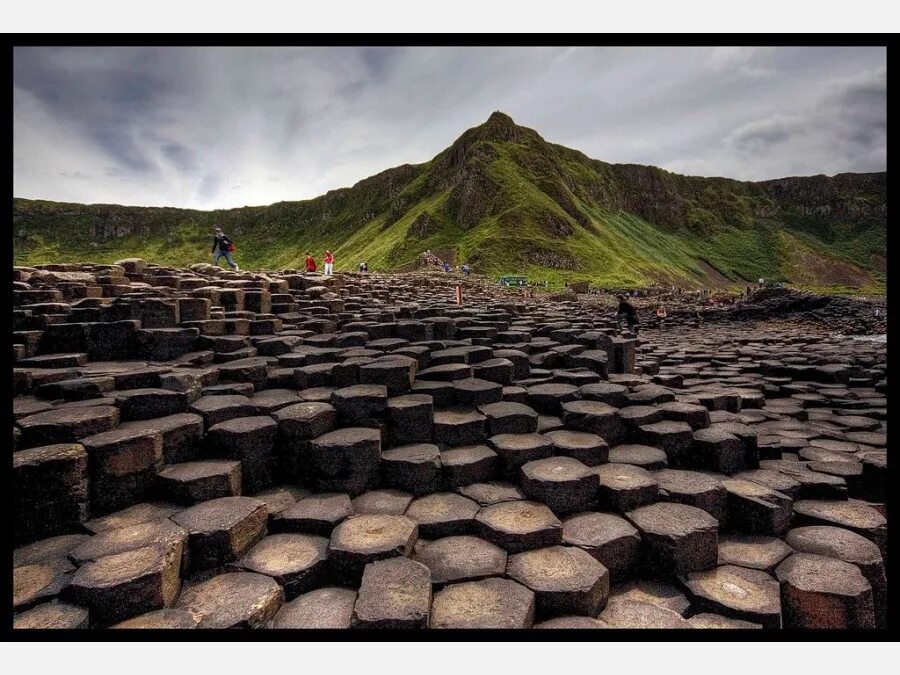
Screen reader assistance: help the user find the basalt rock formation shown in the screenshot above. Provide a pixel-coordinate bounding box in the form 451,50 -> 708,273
12,261 -> 887,630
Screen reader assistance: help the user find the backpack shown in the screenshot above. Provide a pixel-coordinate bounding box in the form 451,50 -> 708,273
227,242 -> 236,252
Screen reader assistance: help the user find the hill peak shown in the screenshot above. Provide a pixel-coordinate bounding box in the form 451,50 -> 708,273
485,110 -> 517,127
12,112 -> 885,291
476,110 -> 534,144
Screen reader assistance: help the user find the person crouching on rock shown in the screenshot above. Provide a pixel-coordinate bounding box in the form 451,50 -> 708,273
324,250 -> 334,276
616,294 -> 639,334
305,252 -> 317,273
212,227 -> 239,271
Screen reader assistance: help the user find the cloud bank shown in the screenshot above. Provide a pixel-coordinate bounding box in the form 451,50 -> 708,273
14,46 -> 886,210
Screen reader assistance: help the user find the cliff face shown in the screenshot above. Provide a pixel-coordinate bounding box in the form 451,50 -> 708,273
13,112 -> 886,290
756,173 -> 886,219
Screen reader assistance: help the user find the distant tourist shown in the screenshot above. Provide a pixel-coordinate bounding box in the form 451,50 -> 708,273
462,263 -> 471,276
359,261 -> 368,273
656,305 -> 667,329
324,250 -> 334,276
211,227 -> 239,271
443,261 -> 451,272
305,252 -> 317,273
615,294 -> 639,333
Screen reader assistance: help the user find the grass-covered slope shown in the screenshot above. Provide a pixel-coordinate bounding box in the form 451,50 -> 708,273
13,112 -> 886,292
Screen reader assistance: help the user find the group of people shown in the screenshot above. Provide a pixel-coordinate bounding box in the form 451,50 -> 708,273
439,261 -> 472,275
303,250 -> 335,275
436,260 -> 471,275
211,227 -> 344,276
615,294 -> 671,334
212,232 -> 474,279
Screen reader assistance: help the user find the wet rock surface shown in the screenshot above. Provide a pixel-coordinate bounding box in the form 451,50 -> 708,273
11,263 -> 888,629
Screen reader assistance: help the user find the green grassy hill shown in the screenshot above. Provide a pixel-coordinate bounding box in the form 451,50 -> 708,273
13,112 -> 886,293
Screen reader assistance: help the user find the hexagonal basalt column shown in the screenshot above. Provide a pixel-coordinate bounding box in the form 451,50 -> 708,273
785,525 -> 887,628
412,535 -> 507,586
405,492 -> 480,538
507,545 -> 610,618
386,394 -> 434,446
62,543 -> 182,626
440,445 -> 498,488
543,429 -> 609,466
328,514 -> 418,583
562,512 -> 641,584
174,572 -> 284,629
381,443 -> 442,495
430,577 -> 535,629
205,416 -> 277,493
520,457 -> 597,516
561,400 -> 626,446
433,409 -> 488,448
775,553 -> 875,629
307,427 -> 381,496
595,463 -> 659,512
13,443 -> 89,544
233,533 -> 329,600
478,401 -> 539,435
271,587 -> 357,629
653,468 -> 727,523
170,496 -> 268,573
352,557 -> 432,629
626,502 -> 719,577
721,478 -> 792,536
488,433 -> 553,477
681,565 -> 781,629
474,500 -> 562,553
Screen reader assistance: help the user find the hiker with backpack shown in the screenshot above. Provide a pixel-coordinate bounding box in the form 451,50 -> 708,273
211,227 -> 239,271
324,250 -> 334,276
305,252 -> 317,273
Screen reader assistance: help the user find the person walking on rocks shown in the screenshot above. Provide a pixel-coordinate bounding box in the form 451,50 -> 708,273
615,294 -> 639,333
324,250 -> 334,276
305,252 -> 317,273
211,227 -> 239,271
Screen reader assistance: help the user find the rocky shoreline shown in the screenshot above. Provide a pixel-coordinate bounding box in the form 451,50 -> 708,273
12,260 -> 887,630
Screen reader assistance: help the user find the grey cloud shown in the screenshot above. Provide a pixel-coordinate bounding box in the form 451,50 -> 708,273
13,46 -> 886,209
725,116 -> 805,155
161,141 -> 199,172
198,172 -> 222,202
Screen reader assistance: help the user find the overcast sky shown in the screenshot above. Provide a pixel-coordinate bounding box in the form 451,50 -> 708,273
14,46 -> 886,210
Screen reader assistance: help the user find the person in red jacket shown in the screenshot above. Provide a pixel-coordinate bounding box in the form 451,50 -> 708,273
305,252 -> 317,273
324,250 -> 334,276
